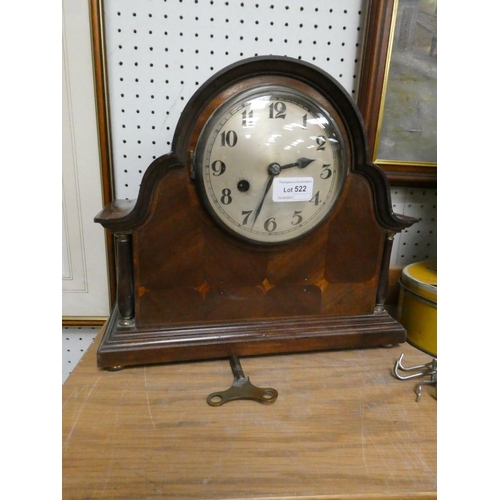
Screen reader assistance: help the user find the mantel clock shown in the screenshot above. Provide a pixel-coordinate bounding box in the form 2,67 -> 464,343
95,56 -> 416,369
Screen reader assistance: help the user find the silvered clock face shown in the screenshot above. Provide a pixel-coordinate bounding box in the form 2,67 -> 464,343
194,86 -> 347,244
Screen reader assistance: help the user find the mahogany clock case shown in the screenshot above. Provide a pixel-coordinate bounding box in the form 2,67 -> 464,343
95,56 -> 416,369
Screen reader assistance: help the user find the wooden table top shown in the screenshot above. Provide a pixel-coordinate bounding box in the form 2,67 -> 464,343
62,326 -> 437,499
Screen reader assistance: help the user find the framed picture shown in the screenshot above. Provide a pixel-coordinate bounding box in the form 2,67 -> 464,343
358,0 -> 437,186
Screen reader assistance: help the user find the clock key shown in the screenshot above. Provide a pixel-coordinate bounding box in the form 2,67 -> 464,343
206,355 -> 278,406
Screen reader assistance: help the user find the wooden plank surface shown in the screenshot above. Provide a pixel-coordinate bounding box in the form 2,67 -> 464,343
62,326 -> 436,499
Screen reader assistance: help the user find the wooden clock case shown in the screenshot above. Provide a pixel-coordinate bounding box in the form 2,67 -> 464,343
95,56 -> 416,369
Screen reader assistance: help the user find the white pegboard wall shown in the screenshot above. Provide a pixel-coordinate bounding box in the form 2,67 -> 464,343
102,1 -> 436,268
103,0 -> 367,200
390,186 -> 437,267
62,327 -> 98,384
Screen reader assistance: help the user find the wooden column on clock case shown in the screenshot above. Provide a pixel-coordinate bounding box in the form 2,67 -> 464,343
94,56 -> 417,369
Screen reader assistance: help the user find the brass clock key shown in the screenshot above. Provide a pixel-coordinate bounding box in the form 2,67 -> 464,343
206,355 -> 278,406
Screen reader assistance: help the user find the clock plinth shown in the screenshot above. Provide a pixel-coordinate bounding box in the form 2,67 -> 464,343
97,307 -> 405,369
95,56 -> 416,369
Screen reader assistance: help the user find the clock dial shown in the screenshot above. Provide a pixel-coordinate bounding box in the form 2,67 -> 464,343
194,87 -> 347,244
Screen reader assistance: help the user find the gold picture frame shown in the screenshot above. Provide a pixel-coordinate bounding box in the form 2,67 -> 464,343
358,0 -> 437,186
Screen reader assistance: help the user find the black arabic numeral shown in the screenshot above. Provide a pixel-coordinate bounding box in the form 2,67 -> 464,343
320,164 -> 332,179
310,191 -> 321,206
220,188 -> 232,205
241,210 -> 253,225
291,211 -> 303,225
241,109 -> 254,127
316,136 -> 326,151
211,160 -> 226,176
264,217 -> 277,232
268,101 -> 287,119
220,130 -> 238,147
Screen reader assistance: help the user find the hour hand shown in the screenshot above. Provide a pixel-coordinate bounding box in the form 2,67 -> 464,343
280,157 -> 315,170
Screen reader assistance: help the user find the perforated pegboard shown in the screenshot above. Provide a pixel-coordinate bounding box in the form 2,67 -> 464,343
101,0 -> 436,267
390,186 -> 437,266
62,327 -> 98,384
103,0 -> 367,200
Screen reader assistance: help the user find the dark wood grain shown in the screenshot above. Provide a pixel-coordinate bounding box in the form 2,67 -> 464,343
96,307 -> 406,368
94,56 -> 417,369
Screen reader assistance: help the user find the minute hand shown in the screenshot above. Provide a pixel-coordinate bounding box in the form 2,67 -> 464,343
251,175 -> 275,229
280,157 -> 315,170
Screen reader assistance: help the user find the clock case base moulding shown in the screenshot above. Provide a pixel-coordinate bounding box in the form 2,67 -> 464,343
95,56 -> 416,370
97,307 -> 407,369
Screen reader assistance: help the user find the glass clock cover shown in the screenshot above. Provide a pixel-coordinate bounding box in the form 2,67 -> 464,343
194,86 -> 347,244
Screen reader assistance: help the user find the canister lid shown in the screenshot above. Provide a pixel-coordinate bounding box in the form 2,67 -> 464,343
400,260 -> 437,303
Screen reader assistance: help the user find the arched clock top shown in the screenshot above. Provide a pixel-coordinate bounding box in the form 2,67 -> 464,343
172,56 -> 368,166
96,57 -> 415,235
